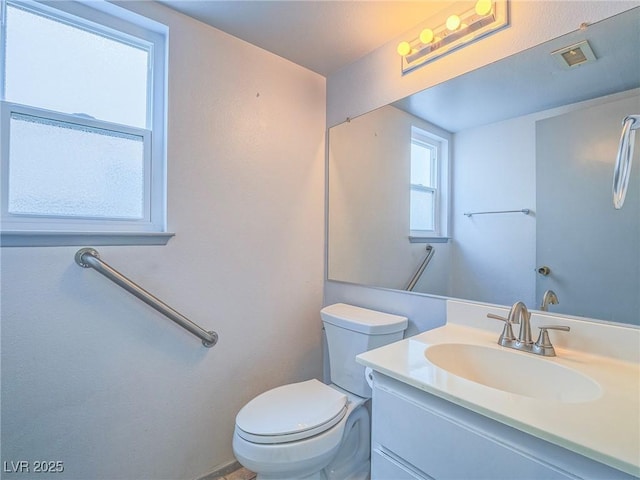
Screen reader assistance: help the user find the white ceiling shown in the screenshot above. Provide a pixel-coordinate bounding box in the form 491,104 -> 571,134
158,1 -> 454,76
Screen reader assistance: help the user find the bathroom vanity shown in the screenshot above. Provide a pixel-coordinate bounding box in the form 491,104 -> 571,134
357,300 -> 640,480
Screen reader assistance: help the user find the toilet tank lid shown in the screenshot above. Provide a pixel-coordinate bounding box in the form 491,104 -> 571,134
321,303 -> 408,335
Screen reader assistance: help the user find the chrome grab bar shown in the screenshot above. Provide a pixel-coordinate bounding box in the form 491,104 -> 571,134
406,245 -> 435,291
613,114 -> 640,209
75,248 -> 218,348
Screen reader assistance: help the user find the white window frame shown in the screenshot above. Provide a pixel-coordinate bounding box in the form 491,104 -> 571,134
409,125 -> 450,242
0,0 -> 171,246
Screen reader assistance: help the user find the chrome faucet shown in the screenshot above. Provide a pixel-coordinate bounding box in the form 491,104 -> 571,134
511,301 -> 533,345
487,301 -> 530,347
487,301 -> 569,357
540,289 -> 559,312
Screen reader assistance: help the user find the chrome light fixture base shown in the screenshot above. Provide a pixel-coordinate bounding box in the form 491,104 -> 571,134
399,0 -> 510,74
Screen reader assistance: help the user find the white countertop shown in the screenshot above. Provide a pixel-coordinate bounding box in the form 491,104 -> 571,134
356,300 -> 640,477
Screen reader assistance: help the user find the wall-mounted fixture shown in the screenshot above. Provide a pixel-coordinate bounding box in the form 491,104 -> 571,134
613,114 -> 640,209
397,0 -> 509,74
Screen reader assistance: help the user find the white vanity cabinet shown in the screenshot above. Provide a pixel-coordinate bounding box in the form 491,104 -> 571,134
371,373 -> 636,480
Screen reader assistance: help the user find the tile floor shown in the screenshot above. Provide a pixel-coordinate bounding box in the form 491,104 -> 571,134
213,466 -> 256,480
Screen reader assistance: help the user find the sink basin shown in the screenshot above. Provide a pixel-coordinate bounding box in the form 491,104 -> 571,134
425,343 -> 601,403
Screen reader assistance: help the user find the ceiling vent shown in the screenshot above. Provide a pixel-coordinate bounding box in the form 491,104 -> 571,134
551,40 -> 596,69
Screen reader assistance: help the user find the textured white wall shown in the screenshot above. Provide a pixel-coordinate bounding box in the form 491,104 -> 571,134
1,2 -> 326,479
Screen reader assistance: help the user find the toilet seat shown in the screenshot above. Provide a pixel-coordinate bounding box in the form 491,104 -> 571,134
235,379 -> 348,444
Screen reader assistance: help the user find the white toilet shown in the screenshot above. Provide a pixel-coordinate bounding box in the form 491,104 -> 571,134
232,303 -> 408,480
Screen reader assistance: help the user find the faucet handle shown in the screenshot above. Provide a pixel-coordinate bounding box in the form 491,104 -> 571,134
487,313 -> 516,345
487,313 -> 519,324
534,325 -> 570,357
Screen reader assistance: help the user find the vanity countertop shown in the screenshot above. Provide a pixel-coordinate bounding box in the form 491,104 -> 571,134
356,300 -> 640,477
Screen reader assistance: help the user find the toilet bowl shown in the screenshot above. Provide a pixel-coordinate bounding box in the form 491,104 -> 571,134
232,304 -> 408,480
233,380 -> 369,480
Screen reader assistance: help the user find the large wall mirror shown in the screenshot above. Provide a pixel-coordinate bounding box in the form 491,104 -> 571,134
328,8 -> 640,325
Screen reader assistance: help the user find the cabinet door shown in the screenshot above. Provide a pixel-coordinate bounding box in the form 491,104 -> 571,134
373,385 -> 574,480
372,450 -> 430,480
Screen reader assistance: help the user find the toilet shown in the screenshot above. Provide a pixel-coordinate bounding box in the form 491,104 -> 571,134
232,303 -> 408,480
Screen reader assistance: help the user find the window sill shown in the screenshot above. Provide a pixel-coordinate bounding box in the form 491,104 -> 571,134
1,231 -> 175,247
409,236 -> 450,244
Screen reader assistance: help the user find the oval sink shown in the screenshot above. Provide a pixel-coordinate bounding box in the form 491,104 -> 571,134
425,343 -> 601,403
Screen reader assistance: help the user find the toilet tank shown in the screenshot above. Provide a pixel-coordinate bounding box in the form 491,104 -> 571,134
321,303 -> 408,398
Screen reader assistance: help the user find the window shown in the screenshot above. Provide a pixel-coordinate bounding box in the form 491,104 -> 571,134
0,0 -> 169,246
409,126 -> 449,241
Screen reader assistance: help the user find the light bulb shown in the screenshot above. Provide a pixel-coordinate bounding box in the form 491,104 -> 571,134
446,14 -> 461,31
397,41 -> 411,56
475,0 -> 492,16
419,28 -> 434,44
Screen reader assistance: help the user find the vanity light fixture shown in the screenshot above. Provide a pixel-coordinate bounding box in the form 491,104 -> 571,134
397,0 -> 509,74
